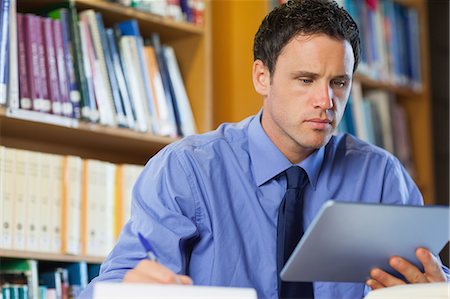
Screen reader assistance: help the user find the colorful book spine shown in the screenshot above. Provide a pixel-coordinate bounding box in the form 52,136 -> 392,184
151,33 -> 180,136
24,14 -> 43,112
163,46 -> 197,136
53,19 -> 74,118
0,0 -> 9,105
96,12 -> 128,128
106,28 -> 136,130
78,19 -> 99,123
7,0 -> 19,109
36,16 -> 52,114
42,17 -> 62,116
67,3 -> 95,121
17,13 -> 32,110
80,11 -> 116,127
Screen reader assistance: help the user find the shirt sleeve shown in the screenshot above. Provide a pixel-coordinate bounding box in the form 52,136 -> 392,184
381,156 -> 423,206
79,146 -> 200,298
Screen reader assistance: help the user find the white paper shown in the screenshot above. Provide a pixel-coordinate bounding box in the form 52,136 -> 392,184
94,282 -> 257,299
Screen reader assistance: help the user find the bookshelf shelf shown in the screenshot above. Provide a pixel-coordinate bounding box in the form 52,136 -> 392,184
354,73 -> 423,98
0,107 -> 176,164
0,249 -> 104,264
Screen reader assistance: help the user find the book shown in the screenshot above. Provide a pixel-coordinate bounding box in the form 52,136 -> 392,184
117,20 -> 157,133
150,33 -> 180,136
0,146 -> 14,249
36,16 -> 52,114
17,13 -> 31,110
80,10 -> 117,127
95,12 -> 128,128
42,17 -> 62,116
78,18 -> 100,123
7,0 -> 19,109
62,155 -> 83,255
79,15 -> 112,126
118,35 -> 150,133
162,46 -> 197,136
106,28 -> 136,130
0,259 -> 39,299
0,0 -> 10,105
53,19 -> 73,117
142,45 -> 177,137
13,148 -> 29,250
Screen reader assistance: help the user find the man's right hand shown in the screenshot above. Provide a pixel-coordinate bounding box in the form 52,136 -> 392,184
123,260 -> 193,285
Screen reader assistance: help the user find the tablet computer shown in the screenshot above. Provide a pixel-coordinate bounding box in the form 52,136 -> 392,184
280,200 -> 450,283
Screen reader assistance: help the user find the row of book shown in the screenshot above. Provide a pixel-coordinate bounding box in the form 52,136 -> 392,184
1,259 -> 100,299
342,0 -> 422,89
111,0 -> 205,26
337,81 -> 415,175
275,0 -> 423,90
0,146 -> 144,257
0,0 -> 197,137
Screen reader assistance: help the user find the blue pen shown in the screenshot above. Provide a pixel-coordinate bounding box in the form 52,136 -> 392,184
138,232 -> 158,262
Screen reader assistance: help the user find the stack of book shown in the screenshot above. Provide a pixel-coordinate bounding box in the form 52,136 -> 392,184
111,0 -> 206,26
337,81 -> 415,175
0,259 -> 100,299
0,0 -> 197,138
0,146 -> 144,258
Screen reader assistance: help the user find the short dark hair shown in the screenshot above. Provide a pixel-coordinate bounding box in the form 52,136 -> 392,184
253,0 -> 360,75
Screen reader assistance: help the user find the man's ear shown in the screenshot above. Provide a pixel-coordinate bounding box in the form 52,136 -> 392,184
252,59 -> 270,96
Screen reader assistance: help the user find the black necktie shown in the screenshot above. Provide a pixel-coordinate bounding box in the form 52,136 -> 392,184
277,166 -> 314,299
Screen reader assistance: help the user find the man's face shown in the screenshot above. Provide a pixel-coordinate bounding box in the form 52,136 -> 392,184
254,34 -> 354,163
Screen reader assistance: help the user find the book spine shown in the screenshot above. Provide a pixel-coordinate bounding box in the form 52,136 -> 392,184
0,147 -> 14,249
81,10 -> 117,127
96,12 -> 127,128
119,36 -> 148,132
67,4 -> 94,121
43,17 -> 62,116
13,149 -> 29,250
36,16 -> 52,113
59,9 -> 81,119
53,19 -> 74,117
7,0 -> 19,109
163,46 -> 197,136
78,19 -> 99,123
24,14 -> 42,112
38,152 -> 52,252
17,13 -> 32,110
0,0 -> 9,105
151,33 -> 180,136
106,28 -> 136,130
26,151 -> 40,251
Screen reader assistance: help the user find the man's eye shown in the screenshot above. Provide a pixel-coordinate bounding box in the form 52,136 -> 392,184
332,80 -> 346,88
300,78 -> 313,84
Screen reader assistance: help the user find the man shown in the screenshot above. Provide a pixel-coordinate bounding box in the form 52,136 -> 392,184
80,0 -> 449,298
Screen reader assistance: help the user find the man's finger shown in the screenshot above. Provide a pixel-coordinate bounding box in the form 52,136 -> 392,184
416,248 -> 447,282
388,256 -> 428,284
177,275 -> 194,285
366,279 -> 384,290
133,260 -> 185,284
370,268 -> 406,287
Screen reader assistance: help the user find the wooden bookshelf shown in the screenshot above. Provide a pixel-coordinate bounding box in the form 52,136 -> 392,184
0,107 -> 175,164
211,0 -> 435,203
1,0 -> 212,262
0,249 -> 104,264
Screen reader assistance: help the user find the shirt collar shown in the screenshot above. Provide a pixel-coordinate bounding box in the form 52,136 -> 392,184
248,109 -> 325,189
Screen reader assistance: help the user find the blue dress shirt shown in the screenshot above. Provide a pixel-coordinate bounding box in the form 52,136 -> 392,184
80,111 -> 442,299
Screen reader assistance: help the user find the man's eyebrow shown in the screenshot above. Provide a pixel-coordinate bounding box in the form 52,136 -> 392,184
292,71 -> 320,78
333,74 -> 352,80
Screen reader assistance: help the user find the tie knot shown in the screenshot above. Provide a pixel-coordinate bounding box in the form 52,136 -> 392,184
285,166 -> 307,190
